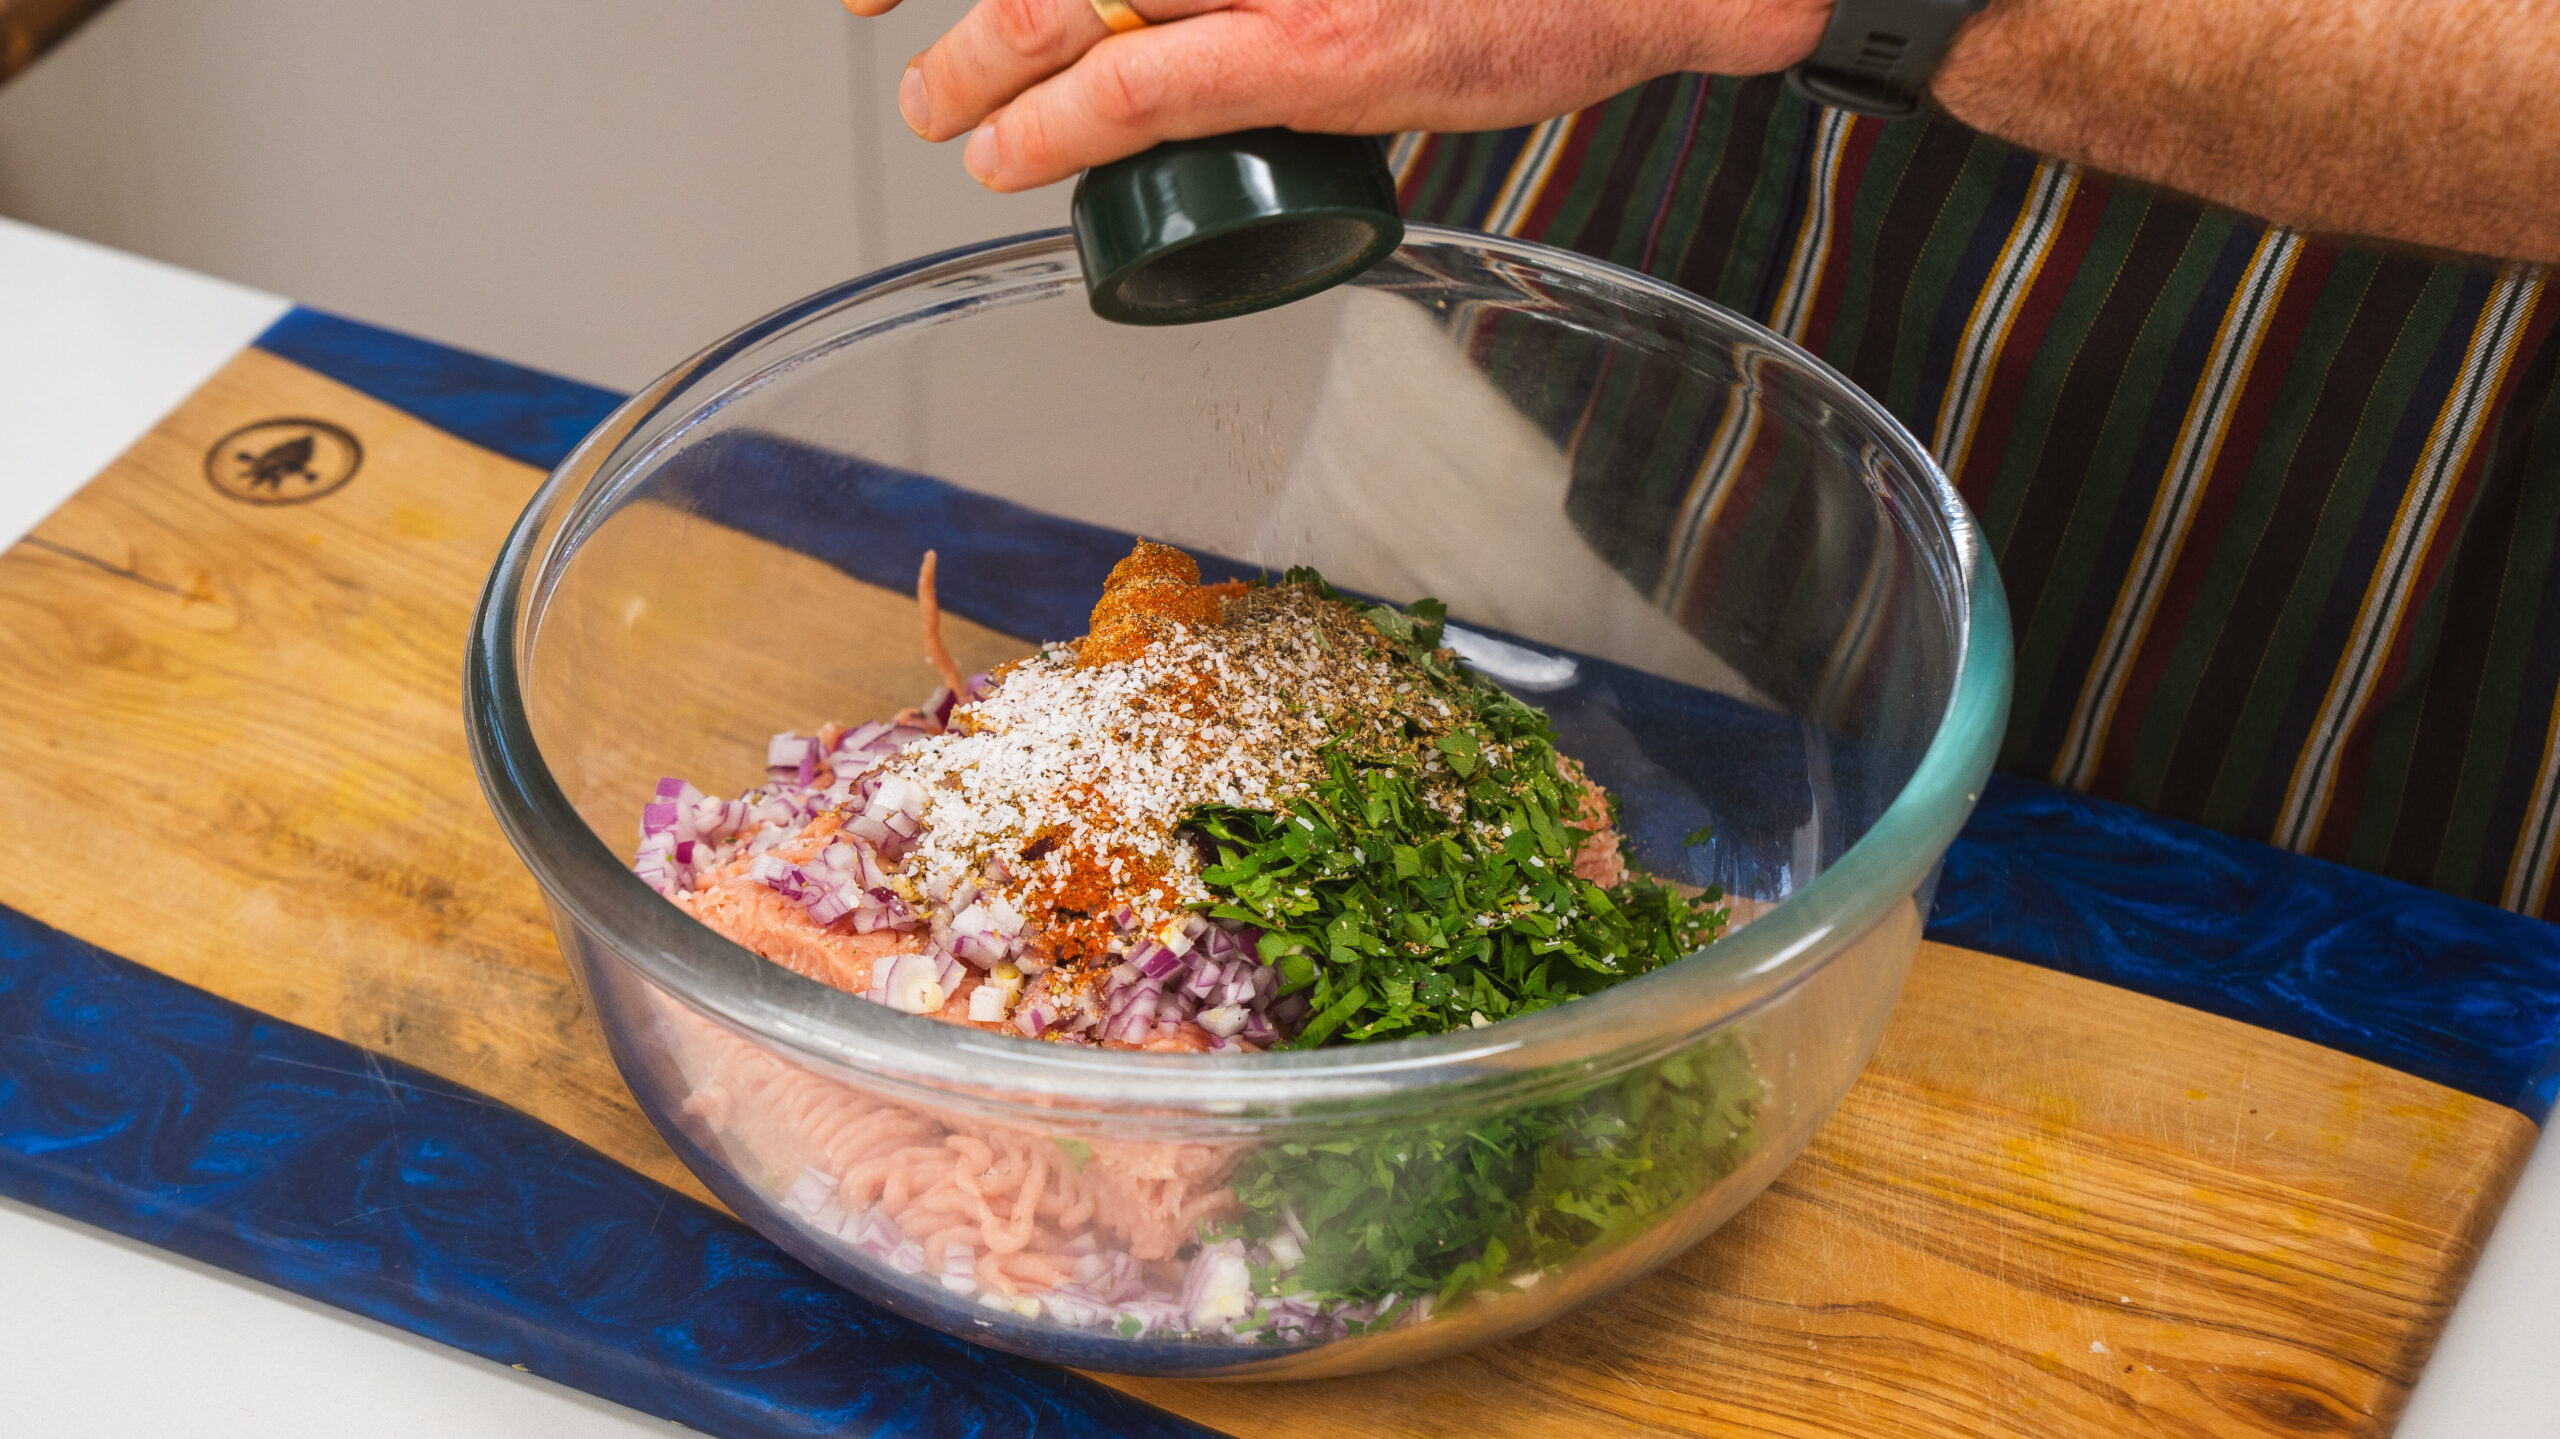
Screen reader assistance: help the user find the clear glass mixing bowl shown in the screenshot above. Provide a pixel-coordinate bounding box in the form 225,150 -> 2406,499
467,226 -> 2010,1379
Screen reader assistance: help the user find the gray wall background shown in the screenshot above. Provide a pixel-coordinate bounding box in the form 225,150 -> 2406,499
0,0 -> 1063,388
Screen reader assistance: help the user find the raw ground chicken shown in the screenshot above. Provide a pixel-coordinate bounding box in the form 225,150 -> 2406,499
636,541 -> 1639,1339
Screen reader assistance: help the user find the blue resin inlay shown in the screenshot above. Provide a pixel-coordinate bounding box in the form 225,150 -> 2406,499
0,904 -> 1214,1439
255,308 -> 623,473
1929,772 -> 2560,1121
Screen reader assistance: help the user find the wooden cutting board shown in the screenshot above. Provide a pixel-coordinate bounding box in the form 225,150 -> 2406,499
0,344 -> 2535,1438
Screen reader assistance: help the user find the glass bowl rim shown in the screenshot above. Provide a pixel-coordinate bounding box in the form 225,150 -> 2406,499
465,224 -> 2014,1116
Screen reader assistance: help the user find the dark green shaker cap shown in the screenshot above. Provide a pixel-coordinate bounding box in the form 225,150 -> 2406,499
1069,129 -> 1404,326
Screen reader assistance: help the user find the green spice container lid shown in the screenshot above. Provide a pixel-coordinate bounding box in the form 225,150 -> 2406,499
1069,129 -> 1404,326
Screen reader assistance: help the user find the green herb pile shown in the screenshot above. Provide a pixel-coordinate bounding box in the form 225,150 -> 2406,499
1187,570 -> 1729,1047
1215,1039 -> 1762,1328
1182,572 -> 1759,1329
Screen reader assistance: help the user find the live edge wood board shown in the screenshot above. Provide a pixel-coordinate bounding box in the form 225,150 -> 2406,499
0,346 -> 2534,1438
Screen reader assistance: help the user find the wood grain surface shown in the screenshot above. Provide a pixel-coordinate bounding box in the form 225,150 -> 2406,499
0,348 -> 2536,1438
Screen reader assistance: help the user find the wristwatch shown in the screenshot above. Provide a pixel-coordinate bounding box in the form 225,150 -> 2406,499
1783,0 -> 1992,120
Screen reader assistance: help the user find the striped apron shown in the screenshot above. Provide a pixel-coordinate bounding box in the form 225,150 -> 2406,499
1396,75 -> 2560,918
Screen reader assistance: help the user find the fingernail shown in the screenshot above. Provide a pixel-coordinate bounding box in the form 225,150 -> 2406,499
964,123 -> 1001,186
898,66 -> 930,137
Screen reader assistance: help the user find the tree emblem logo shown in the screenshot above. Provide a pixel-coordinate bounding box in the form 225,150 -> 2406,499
204,418 -> 363,505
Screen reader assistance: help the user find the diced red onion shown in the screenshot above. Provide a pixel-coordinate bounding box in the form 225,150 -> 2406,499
940,1242 -> 977,1295
805,885 -> 856,926
1181,1240 -> 1253,1330
858,848 -> 894,889
782,1166 -> 833,1215
632,832 -> 677,895
1040,1287 -> 1114,1328
835,720 -> 891,755
1072,1248 -> 1141,1302
685,793 -> 745,841
1109,1298 -> 1186,1339
864,949 -> 953,1014
845,1210 -> 898,1259
748,854 -> 813,903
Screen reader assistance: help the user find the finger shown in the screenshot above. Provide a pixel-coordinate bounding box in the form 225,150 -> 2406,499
904,0 -> 1220,143
964,13 -> 1315,191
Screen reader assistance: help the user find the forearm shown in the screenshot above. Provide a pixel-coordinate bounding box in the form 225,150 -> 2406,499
1930,0 -> 2560,262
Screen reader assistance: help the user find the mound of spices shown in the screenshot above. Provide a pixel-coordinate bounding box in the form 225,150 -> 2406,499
871,543 -> 1479,1018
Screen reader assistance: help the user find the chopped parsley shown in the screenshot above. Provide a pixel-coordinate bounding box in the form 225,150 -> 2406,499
1180,573 -> 1758,1325
1212,1036 -> 1762,1318
1186,571 -> 1728,1046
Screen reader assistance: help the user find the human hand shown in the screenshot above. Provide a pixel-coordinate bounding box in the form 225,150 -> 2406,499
849,0 -> 1835,191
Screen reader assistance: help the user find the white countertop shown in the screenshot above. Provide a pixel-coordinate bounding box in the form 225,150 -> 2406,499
0,213 -> 2550,1436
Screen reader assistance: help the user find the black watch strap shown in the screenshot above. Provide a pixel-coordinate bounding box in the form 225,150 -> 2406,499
1783,0 -> 1991,120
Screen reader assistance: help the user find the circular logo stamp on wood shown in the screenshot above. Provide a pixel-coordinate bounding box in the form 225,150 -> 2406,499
205,417 -> 363,506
